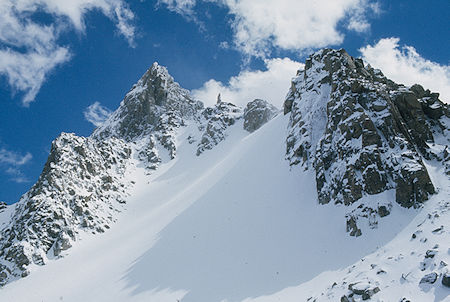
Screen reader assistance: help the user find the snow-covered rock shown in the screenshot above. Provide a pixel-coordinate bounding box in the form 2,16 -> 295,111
94,62 -> 203,141
94,62 -> 204,160
285,48 -> 448,235
0,133 -> 132,285
196,101 -> 243,155
243,99 -> 278,133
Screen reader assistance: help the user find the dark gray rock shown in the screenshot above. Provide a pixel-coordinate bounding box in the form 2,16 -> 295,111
284,98 -> 293,114
392,91 -> 434,154
425,250 -> 437,259
346,215 -> 362,237
243,99 -> 278,132
377,205 -> 390,217
340,295 -> 352,302
362,287 -> 380,300
348,282 -> 380,300
396,161 -> 435,208
410,84 -> 426,98
419,272 -> 438,284
442,272 -> 450,287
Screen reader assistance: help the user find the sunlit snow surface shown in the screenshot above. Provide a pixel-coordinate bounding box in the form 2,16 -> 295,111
0,115 -> 447,301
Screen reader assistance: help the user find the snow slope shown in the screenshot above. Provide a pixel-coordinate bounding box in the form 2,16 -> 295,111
0,114 -> 425,302
241,161 -> 450,302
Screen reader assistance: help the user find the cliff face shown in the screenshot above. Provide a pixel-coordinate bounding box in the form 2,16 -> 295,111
285,49 -> 446,203
0,133 -> 133,285
284,48 -> 448,235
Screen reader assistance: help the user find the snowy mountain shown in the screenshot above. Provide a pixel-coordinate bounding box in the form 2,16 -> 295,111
0,49 -> 448,302
285,48 -> 448,236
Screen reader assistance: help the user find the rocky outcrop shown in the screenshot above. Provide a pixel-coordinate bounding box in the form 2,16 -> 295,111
0,133 -> 132,285
419,272 -> 438,284
340,282 -> 381,301
285,49 -> 448,207
285,48 -> 448,235
197,102 -> 243,155
94,62 -> 204,159
243,99 -> 278,132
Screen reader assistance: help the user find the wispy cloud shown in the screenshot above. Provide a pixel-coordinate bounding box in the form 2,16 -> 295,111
158,0 -> 380,58
0,0 -> 136,106
0,148 -> 32,166
157,0 -> 197,18
5,167 -> 29,183
84,101 -> 112,127
0,147 -> 32,183
360,37 -> 450,103
192,57 -> 303,108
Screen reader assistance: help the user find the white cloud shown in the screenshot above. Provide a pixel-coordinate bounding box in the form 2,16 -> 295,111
5,167 -> 29,183
0,47 -> 71,105
360,38 -> 450,103
0,0 -> 135,105
0,148 -> 32,166
219,41 -> 230,49
159,0 -> 379,57
84,101 -> 112,127
0,147 -> 32,183
158,0 -> 197,17
192,57 -> 303,108
346,1 -> 380,33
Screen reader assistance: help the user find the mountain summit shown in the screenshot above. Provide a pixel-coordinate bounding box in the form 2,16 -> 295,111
94,62 -> 203,141
0,49 -> 448,301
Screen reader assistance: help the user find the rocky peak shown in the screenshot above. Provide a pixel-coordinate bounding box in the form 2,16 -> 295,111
93,62 -> 203,142
285,48 -> 448,235
91,62 -> 205,161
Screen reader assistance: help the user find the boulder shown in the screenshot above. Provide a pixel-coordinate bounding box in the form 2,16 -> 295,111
243,99 -> 278,132
348,282 -> 380,300
442,272 -> 450,287
419,272 -> 438,284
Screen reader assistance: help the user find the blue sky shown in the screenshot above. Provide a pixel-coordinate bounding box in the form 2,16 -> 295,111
0,0 -> 449,204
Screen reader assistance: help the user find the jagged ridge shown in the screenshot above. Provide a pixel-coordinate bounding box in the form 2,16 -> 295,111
0,63 -> 278,287
0,134 -> 132,285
